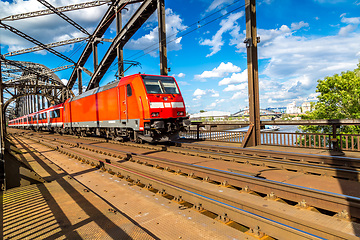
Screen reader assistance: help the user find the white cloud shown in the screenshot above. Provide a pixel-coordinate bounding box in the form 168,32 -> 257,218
192,88 -> 219,100
193,88 -> 206,96
229,21 -> 309,53
291,21 -> 309,30
314,0 -> 347,3
206,0 -> 234,12
206,99 -> 225,109
337,14 -> 360,36
177,81 -> 190,86
199,11 -> 244,57
195,62 -> 241,80
208,89 -> 220,97
126,8 -> 186,56
218,70 -> 247,86
223,83 -> 247,92
239,15 -> 360,107
231,91 -> 247,100
258,0 -> 274,5
177,73 -> 185,78
341,14 -> 360,24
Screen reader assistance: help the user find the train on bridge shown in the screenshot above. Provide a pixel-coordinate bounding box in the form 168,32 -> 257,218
8,74 -> 190,142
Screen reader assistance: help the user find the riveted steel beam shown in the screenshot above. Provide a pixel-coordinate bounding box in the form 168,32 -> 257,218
1,0 -> 112,21
4,38 -> 88,57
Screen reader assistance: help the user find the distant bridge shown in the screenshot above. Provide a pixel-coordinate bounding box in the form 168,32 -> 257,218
232,108 -> 282,118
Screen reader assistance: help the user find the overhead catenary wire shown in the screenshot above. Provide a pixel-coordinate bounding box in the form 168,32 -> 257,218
127,0 -> 246,61
108,0 -> 246,74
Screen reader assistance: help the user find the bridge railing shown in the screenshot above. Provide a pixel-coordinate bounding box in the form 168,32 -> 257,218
180,119 -> 360,152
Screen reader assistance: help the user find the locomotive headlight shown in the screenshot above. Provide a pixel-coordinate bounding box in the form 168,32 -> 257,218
151,112 -> 160,117
177,111 -> 184,116
163,97 -> 168,101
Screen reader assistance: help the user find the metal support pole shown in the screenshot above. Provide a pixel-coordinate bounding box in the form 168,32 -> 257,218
37,94 -> 40,112
42,95 -> 45,110
242,0 -> 260,147
30,94 -> 33,113
92,42 -> 98,71
157,0 -> 168,76
331,124 -> 340,151
77,68 -> 83,95
26,94 -> 29,115
116,7 -> 124,78
0,48 -> 6,190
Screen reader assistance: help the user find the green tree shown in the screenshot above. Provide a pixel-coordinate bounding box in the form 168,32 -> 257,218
300,63 -> 360,134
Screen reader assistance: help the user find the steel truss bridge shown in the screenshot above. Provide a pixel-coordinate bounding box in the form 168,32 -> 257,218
0,0 -> 261,190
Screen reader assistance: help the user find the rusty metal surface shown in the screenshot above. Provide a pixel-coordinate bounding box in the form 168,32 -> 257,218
12,132 -> 360,239
28,132 -> 360,181
5,133 -> 252,240
13,130 -> 360,219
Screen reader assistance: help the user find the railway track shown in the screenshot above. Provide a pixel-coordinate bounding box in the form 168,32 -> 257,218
8,130 -> 360,239
58,133 -> 360,181
24,131 -> 360,182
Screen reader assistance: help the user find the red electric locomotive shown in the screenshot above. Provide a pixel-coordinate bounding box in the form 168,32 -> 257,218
9,74 -> 190,142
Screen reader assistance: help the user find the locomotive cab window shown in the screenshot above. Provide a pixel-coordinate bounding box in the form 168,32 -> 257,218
127,84 -> 132,97
142,76 -> 179,94
51,109 -> 60,118
161,79 -> 179,94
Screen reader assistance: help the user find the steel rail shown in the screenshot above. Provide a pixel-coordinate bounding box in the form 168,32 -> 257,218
176,141 -> 360,168
24,133 -> 360,220
36,133 -> 360,181
164,145 -> 360,181
17,134 -> 355,240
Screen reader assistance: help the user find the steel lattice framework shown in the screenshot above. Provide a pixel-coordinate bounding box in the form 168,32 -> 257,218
1,0 -> 169,119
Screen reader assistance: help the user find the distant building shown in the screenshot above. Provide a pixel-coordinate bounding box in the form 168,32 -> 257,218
286,101 -> 301,114
301,102 -> 313,113
286,101 -> 313,114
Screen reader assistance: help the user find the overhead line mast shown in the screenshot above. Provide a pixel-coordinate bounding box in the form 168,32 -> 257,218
242,0 -> 261,147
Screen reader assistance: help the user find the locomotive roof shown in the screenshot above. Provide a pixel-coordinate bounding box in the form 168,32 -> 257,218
69,80 -> 120,102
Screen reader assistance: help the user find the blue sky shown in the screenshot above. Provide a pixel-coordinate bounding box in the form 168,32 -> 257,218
1,0 -> 360,114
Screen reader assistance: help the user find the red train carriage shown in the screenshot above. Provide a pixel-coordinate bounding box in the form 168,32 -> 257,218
64,74 -> 189,141
8,103 -> 64,131
9,74 -> 189,142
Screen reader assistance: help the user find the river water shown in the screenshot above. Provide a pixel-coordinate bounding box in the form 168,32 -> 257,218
229,125 -> 301,133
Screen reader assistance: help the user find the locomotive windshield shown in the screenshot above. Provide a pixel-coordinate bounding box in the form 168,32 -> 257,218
142,76 -> 179,94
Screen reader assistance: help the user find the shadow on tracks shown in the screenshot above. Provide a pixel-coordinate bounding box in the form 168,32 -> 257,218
9,136 -> 160,240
